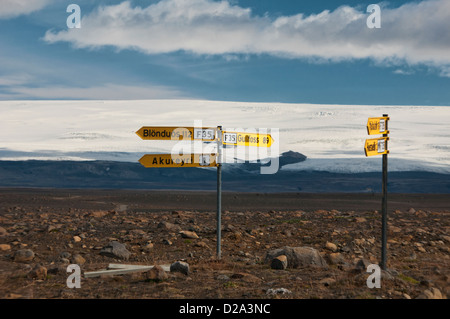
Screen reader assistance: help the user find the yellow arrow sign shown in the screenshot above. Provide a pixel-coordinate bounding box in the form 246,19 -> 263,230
222,131 -> 273,147
139,154 -> 218,168
367,117 -> 389,135
365,137 -> 389,157
136,127 -> 216,141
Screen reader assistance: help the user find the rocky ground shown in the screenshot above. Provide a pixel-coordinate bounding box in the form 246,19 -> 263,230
0,189 -> 449,300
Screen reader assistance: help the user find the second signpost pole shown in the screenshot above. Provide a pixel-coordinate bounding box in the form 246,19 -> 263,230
216,126 -> 223,260
381,115 -> 388,270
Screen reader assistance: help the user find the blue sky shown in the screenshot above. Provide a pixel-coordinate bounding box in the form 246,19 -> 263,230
0,0 -> 449,105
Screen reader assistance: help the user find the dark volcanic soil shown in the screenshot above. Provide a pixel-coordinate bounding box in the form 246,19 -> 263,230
0,188 -> 449,300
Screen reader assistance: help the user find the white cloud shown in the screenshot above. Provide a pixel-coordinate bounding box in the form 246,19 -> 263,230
0,0 -> 50,19
393,69 -> 414,76
3,83 -> 189,100
0,73 -> 34,86
439,66 -> 450,78
43,0 -> 450,73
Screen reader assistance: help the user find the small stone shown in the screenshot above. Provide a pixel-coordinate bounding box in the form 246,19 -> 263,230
408,208 -> 416,214
194,241 -> 210,249
172,210 -> 183,217
216,274 -> 230,281
71,254 -> 86,265
162,239 -> 172,245
417,288 -> 443,299
146,265 -> 168,282
13,249 -> 35,263
266,288 -> 292,296
28,264 -> 47,280
73,236 -> 82,243
0,244 -> 11,251
0,226 -> 8,236
143,242 -> 154,251
271,255 -> 288,270
90,211 -> 110,218
129,229 -> 147,237
355,258 -> 371,272
325,242 -> 338,252
47,225 -> 57,232
417,246 -> 427,253
60,251 -> 71,259
355,217 -> 367,223
389,226 -> 401,233
170,261 -> 189,275
180,231 -> 199,239
224,224 -> 236,232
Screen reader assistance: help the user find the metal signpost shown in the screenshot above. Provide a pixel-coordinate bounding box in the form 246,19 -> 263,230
137,125 -> 273,260
365,115 -> 390,270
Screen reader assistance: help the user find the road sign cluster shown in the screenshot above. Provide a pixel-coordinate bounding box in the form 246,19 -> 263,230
136,125 -> 274,260
365,116 -> 390,157
136,126 -> 218,168
136,126 -> 273,168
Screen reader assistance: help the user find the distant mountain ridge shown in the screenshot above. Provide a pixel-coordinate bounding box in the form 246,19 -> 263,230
0,150 -> 449,193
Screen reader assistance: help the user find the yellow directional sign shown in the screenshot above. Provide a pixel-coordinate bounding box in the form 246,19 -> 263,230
139,154 -> 218,168
222,131 -> 273,147
367,117 -> 389,135
136,127 -> 216,141
365,137 -> 389,157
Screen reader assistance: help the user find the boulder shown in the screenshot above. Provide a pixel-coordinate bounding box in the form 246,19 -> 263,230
146,265 -> 168,282
13,249 -> 35,263
170,261 -> 189,275
158,221 -> 181,232
180,231 -> 199,239
325,242 -> 338,252
100,241 -> 131,260
265,246 -> 328,269
28,264 -> 47,280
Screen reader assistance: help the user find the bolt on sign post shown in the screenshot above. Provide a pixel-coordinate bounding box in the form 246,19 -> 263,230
365,115 -> 390,270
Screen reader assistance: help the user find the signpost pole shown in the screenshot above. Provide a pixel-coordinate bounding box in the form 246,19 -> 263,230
381,114 -> 389,270
216,126 -> 223,260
